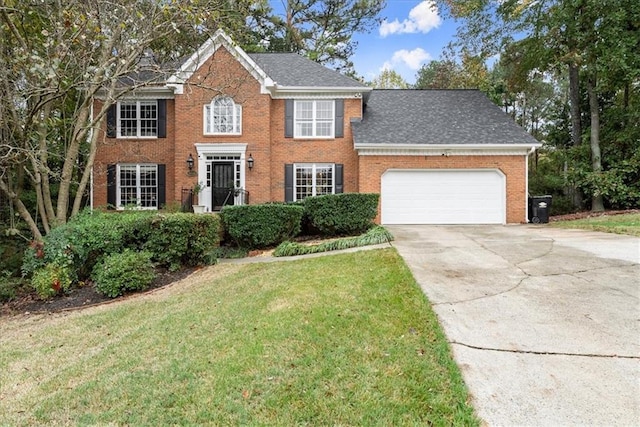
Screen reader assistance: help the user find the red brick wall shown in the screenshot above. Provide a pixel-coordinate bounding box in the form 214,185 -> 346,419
358,154 -> 528,224
174,46 -> 272,204
94,46 -> 364,209
93,99 -> 176,208
268,98 -> 362,201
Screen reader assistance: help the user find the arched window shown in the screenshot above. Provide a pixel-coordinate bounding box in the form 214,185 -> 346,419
204,97 -> 242,135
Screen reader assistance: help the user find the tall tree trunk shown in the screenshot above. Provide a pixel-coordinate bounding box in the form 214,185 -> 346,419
586,74 -> 604,212
567,63 -> 584,208
568,63 -> 581,146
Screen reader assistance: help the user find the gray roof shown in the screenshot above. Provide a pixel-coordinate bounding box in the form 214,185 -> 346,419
352,90 -> 540,146
248,52 -> 366,88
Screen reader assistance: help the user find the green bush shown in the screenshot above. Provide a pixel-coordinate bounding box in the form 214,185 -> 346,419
140,213 -> 221,271
221,204 -> 303,248
301,193 -> 379,236
0,271 -> 29,302
92,250 -> 156,298
31,263 -> 73,299
22,210 -> 220,289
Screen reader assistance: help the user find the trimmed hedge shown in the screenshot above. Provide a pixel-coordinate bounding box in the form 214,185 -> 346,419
139,213 -> 222,271
302,193 -> 379,236
220,204 -> 303,248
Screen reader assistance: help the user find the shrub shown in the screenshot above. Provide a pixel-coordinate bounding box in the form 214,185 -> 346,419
22,229 -> 77,281
221,204 -> 303,248
273,226 -> 393,257
0,271 -> 29,302
92,250 -> 156,298
140,213 -> 221,271
301,193 -> 379,236
31,263 -> 73,299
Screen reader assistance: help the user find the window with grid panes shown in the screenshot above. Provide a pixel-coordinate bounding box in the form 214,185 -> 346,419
294,100 -> 334,138
204,97 -> 242,135
294,164 -> 334,201
118,101 -> 158,137
117,164 -> 158,209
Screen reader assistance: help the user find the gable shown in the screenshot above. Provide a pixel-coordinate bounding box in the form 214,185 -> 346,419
166,29 -> 273,95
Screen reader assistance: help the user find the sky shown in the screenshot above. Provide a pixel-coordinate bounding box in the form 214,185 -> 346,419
351,0 -> 458,84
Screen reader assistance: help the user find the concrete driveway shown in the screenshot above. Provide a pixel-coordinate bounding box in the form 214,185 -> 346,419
387,225 -> 640,426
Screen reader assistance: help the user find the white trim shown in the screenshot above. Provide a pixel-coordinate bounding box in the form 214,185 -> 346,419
194,143 -> 248,212
203,97 -> 242,135
94,87 -> 175,101
270,88 -> 367,99
525,145 -> 537,223
294,99 -> 335,139
115,163 -> 159,210
167,29 -> 273,95
116,100 -> 159,139
356,143 -> 541,157
293,163 -> 336,201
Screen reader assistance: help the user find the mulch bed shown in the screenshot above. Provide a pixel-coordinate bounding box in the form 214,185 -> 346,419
549,209 -> 640,222
1,267 -> 196,317
4,212 -> 638,317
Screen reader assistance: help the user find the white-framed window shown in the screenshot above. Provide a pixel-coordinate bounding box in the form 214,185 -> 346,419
294,163 -> 334,201
204,97 -> 242,135
117,164 -> 158,209
294,100 -> 334,138
117,100 -> 158,138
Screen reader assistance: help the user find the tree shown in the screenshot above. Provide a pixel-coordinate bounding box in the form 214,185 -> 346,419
436,0 -> 640,212
369,69 -> 408,89
0,0 -> 248,239
414,53 -> 490,91
414,60 -> 458,89
259,0 -> 386,73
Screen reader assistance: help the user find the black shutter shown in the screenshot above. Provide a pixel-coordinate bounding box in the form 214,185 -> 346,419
334,99 -> 344,138
106,104 -> 117,138
285,99 -> 294,138
157,99 -> 166,138
335,164 -> 343,194
157,164 -> 166,207
107,164 -> 116,208
285,163 -> 294,202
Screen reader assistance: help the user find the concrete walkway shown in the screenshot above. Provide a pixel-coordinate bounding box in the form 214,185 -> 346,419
388,225 -> 640,426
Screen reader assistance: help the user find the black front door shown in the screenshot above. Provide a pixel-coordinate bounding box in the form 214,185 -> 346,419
211,162 -> 235,211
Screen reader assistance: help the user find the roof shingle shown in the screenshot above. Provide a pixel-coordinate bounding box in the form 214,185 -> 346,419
248,52 -> 366,88
352,90 -> 540,146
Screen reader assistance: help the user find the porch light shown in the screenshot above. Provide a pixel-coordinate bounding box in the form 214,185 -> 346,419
247,153 -> 254,170
186,153 -> 194,170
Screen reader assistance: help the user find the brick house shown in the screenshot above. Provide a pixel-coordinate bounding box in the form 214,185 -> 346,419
93,30 -> 541,224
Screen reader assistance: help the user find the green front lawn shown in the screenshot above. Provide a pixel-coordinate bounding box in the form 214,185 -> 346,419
0,249 -> 478,426
551,213 -> 640,237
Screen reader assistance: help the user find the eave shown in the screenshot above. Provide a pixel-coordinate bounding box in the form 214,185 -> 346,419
354,142 -> 542,157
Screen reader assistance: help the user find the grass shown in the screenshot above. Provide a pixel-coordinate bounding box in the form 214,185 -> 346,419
0,249 -> 479,426
551,213 -> 640,237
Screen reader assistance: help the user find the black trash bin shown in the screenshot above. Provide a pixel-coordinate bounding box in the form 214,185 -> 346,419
529,195 -> 552,224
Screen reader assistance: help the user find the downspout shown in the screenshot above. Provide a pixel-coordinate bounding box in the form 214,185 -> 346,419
525,145 -> 537,223
89,102 -> 94,212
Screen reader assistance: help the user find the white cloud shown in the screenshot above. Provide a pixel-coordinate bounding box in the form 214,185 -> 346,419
380,1 -> 441,37
382,48 -> 431,71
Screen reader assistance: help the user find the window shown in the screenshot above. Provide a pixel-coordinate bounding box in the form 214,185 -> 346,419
294,100 -> 334,138
204,97 -> 242,135
118,100 -> 158,138
117,164 -> 158,209
294,163 -> 334,201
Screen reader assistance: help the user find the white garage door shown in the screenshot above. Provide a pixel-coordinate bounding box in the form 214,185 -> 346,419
381,169 -> 506,225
